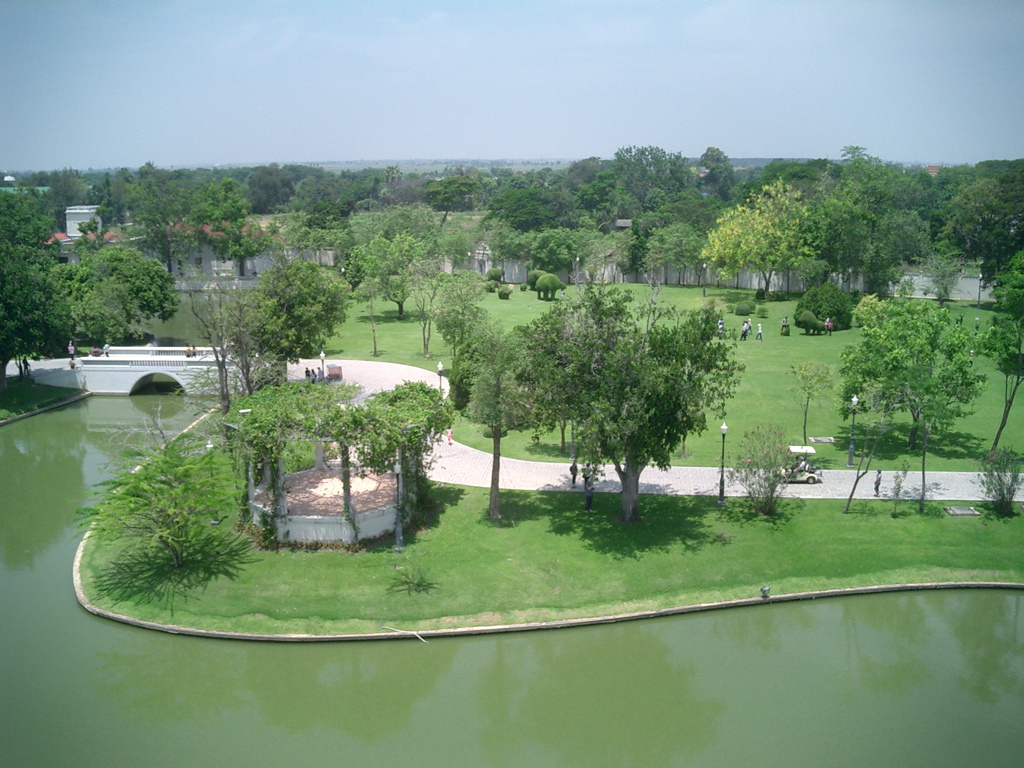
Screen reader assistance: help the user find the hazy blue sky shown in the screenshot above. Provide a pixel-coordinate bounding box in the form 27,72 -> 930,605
2,0 -> 1022,171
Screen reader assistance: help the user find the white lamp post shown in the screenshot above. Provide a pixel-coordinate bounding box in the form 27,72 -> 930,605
702,262 -> 707,298
319,349 -> 326,378
847,395 -> 859,468
717,422 -> 728,506
977,273 -> 983,310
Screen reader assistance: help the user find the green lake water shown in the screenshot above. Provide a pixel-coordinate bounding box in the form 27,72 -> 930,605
2,395 -> 1023,767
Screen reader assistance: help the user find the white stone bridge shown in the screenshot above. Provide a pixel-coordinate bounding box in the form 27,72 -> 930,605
37,347 -> 221,395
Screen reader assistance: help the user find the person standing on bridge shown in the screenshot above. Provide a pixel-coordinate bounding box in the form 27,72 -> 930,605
103,343 -> 110,357
68,342 -> 75,360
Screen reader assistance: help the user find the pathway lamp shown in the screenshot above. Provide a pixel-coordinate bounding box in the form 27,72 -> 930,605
319,350 -> 326,378
437,361 -> 444,394
718,422 -> 728,506
394,455 -> 404,552
847,395 -> 859,468
701,262 -> 707,298
977,273 -> 983,310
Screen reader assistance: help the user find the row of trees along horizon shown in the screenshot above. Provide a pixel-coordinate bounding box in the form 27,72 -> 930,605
3,145 -> 1022,533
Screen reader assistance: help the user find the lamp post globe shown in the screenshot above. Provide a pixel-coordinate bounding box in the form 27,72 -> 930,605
702,262 -> 707,298
847,394 -> 858,468
319,349 -> 326,378
717,422 -> 728,506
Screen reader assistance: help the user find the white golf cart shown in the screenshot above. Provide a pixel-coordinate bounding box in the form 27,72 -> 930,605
787,445 -> 823,484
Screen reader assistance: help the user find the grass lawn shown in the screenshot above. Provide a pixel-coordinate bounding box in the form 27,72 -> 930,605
78,484 -> 1024,636
0,379 -> 84,421
325,283 -> 1020,471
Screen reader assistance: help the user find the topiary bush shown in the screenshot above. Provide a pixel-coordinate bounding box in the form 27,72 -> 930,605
526,269 -> 546,290
535,273 -> 566,300
497,286 -> 511,300
519,282 -> 529,291
755,288 -> 766,301
485,280 -> 498,293
795,283 -> 854,330
756,306 -> 769,318
734,301 -> 754,316
485,267 -> 505,282
796,310 -> 826,335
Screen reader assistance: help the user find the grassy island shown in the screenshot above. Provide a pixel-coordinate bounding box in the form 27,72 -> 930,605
77,486 -> 1024,638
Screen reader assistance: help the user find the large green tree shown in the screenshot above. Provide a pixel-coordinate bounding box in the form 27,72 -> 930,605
57,245 -> 178,343
703,180 -> 807,295
189,177 -> 268,277
0,193 -> 70,391
982,253 -> 1024,450
698,146 -> 735,201
612,145 -> 694,211
246,164 -> 295,214
431,269 -> 486,361
840,298 -> 986,512
466,323 -> 532,519
424,174 -> 481,223
520,287 -> 742,523
943,168 -> 1024,282
127,162 -> 197,272
253,257 -> 349,362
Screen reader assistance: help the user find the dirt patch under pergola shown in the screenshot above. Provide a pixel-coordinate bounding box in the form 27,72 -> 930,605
256,468 -> 397,517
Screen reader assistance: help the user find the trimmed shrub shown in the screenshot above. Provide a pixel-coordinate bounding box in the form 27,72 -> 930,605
734,301 -> 754,316
519,282 -> 529,292
795,283 -> 854,330
535,273 -> 566,300
485,267 -> 505,282
769,291 -> 790,302
796,310 -> 826,335
756,306 -> 769,318
755,288 -> 766,301
485,280 -> 498,293
497,286 -> 511,300
526,269 -> 546,290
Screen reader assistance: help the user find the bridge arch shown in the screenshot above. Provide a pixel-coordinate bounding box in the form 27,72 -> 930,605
128,371 -> 188,395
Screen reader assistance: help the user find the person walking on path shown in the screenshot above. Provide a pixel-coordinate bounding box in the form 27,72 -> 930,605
756,323 -> 763,341
874,469 -> 882,497
446,427 -> 453,445
584,475 -> 595,512
68,342 -> 76,360
570,460 -> 578,487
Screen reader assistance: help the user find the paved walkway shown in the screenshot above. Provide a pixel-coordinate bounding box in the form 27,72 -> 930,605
292,359 -> 1016,504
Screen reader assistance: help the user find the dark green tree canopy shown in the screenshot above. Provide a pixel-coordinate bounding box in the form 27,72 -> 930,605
0,193 -> 70,388
246,164 -> 295,214
253,258 -> 349,362
519,287 -> 742,523
57,245 -> 179,343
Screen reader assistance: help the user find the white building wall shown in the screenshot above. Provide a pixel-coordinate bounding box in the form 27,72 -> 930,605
65,205 -> 101,238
